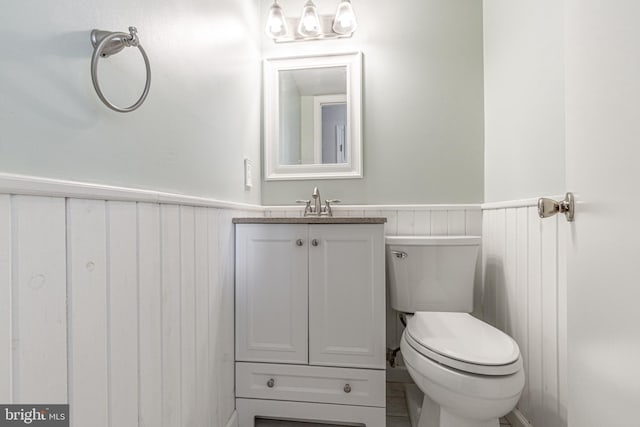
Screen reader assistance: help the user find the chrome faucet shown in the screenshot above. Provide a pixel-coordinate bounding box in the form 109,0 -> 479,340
296,187 -> 341,217
312,187 -> 322,215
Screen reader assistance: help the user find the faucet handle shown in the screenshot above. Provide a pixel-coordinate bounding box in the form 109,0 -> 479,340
296,199 -> 312,216
323,199 -> 341,217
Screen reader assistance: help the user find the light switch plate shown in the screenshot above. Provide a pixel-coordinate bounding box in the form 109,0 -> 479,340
244,158 -> 253,190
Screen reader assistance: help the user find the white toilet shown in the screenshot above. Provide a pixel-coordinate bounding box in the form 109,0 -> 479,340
386,236 -> 524,427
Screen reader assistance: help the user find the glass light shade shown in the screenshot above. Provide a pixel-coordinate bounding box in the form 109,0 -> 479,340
297,0 -> 321,38
332,0 -> 358,35
265,1 -> 288,39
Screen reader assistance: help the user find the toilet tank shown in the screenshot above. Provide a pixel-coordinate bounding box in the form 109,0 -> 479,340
386,236 -> 480,313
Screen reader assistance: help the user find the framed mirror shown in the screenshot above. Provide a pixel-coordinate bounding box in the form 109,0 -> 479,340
264,52 -> 362,180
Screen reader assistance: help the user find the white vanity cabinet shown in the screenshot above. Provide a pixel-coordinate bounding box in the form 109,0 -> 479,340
307,224 -> 385,368
235,224 -> 309,364
234,219 -> 386,427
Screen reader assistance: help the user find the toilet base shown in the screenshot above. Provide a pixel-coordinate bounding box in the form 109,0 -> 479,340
404,383 -> 423,427
405,383 -> 499,427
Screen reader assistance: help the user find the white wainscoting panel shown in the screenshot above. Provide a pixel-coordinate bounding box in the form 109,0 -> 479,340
0,195 -> 10,403
138,202 -> 163,427
217,209 -> 238,427
482,203 -> 567,427
11,196 -> 67,403
68,198 -> 109,427
108,201 -> 139,427
0,191 -> 253,427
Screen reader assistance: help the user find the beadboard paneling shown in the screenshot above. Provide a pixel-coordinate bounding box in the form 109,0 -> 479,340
264,205 -> 482,235
0,194 -> 249,427
68,198 -> 109,427
138,202 -> 163,427
215,209 -> 238,427
107,201 -> 139,427
12,196 -> 67,403
0,196 -> 10,403
483,205 -> 567,427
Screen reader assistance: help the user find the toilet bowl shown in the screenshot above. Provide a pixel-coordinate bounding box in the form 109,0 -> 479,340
385,236 -> 525,427
400,312 -> 524,427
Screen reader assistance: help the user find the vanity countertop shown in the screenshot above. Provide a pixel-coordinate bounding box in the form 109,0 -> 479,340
232,217 -> 387,224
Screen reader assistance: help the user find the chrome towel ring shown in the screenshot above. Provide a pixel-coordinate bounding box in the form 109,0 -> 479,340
90,26 -> 151,113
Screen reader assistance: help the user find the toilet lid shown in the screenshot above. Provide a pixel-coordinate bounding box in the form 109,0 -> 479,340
405,312 -> 521,375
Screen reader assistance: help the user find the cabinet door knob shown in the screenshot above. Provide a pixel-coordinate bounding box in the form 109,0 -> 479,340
344,383 -> 351,393
311,239 -> 319,246
296,239 -> 304,246
267,378 -> 275,388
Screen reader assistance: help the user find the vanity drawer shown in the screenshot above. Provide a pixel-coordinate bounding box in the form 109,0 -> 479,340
236,362 -> 385,407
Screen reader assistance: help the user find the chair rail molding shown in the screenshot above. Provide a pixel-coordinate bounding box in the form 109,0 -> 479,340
0,172 -> 262,211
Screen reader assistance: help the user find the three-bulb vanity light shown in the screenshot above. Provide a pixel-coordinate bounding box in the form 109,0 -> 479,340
266,0 -> 358,42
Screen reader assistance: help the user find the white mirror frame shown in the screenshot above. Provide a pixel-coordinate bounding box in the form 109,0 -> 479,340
264,52 -> 363,181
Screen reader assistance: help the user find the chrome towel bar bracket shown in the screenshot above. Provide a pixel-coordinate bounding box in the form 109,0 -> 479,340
90,26 -> 151,113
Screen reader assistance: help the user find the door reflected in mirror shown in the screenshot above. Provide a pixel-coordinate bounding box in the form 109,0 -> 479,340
264,52 -> 362,181
279,67 -> 348,166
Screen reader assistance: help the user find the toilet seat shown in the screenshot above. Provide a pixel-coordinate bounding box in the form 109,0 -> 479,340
404,312 -> 522,376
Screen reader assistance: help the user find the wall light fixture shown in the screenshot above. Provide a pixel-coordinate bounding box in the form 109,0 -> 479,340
265,0 -> 358,42
265,0 -> 289,39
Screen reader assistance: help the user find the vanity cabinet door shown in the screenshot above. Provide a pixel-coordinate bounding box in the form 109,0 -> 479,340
308,224 -> 385,369
236,224 -> 309,364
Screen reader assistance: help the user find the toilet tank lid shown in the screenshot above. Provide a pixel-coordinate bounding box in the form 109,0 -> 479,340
385,235 -> 481,246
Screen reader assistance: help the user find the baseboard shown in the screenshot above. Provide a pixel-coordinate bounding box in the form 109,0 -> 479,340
386,366 -> 412,383
506,409 -> 533,427
225,410 -> 239,427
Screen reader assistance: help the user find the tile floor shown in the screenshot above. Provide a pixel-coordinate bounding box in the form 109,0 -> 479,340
385,381 -> 410,427
254,381 -> 512,426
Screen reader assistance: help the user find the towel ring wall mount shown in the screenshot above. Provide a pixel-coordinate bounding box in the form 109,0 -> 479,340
90,26 -> 151,113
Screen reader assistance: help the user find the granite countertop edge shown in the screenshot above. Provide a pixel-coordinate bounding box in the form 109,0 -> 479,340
232,217 -> 387,224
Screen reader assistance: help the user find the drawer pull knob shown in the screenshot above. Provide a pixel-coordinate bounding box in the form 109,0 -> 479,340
296,239 -> 303,246
267,378 -> 275,388
311,239 -> 319,246
344,384 -> 352,393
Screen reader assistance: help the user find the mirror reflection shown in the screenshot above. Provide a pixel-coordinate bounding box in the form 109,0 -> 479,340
279,66 -> 347,165
263,52 -> 361,180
